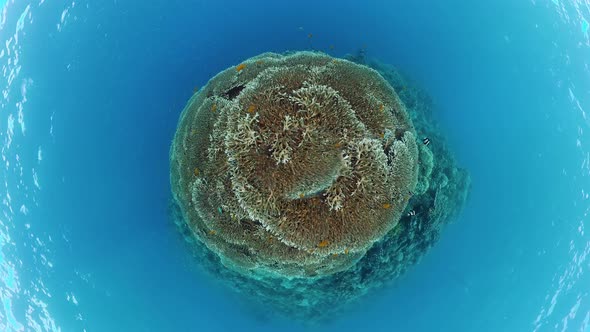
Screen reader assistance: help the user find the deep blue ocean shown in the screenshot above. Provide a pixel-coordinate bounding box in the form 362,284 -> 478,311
1,0 -> 589,331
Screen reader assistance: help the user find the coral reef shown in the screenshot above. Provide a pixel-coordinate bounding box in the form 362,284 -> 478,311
169,51 -> 471,321
170,52 -> 420,278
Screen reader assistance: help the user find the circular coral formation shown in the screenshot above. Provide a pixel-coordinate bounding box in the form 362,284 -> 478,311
170,51 -> 419,277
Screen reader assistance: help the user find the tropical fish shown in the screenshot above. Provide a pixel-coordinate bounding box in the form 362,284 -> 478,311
211,104 -> 217,112
236,63 -> 247,72
423,137 -> 430,146
247,104 -> 256,113
318,239 -> 329,248
407,210 -> 416,217
308,33 -> 313,38
383,203 -> 391,209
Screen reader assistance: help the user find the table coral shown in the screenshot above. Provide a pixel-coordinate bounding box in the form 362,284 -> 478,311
171,52 -> 420,278
169,50 -> 471,321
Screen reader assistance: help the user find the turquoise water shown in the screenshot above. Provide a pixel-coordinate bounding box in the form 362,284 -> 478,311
1,0 -> 589,331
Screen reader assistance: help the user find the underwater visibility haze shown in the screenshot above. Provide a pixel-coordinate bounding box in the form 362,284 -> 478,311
0,0 -> 589,331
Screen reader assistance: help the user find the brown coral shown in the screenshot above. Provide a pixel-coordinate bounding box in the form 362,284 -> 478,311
170,51 -> 419,278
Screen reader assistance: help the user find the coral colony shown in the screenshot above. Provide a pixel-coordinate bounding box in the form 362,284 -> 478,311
170,51 -> 470,321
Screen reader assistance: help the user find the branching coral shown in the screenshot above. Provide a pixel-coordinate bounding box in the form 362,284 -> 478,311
169,51 -> 471,322
170,52 -> 419,278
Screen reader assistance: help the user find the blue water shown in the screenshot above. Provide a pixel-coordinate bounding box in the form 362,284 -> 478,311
1,0 -> 589,331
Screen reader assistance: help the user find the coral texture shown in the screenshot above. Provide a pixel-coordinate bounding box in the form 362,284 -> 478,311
171,52 -> 471,324
170,52 -> 420,278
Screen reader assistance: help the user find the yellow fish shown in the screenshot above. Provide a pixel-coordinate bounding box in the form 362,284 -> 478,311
318,240 -> 329,248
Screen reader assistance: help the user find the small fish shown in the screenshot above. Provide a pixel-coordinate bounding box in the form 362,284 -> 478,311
209,230 -> 217,235
247,104 -> 256,113
334,142 -> 342,148
329,44 -> 335,50
344,248 -> 349,255
236,63 -> 247,72
407,210 -> 416,217
211,104 -> 217,112
423,137 -> 430,146
379,104 -> 385,112
299,193 -> 305,199
217,207 -> 223,214
318,239 -> 329,248
332,253 -> 339,257
382,203 -> 391,209
308,33 -> 313,38
193,168 -> 200,176
298,26 -> 304,31
193,86 -> 199,93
